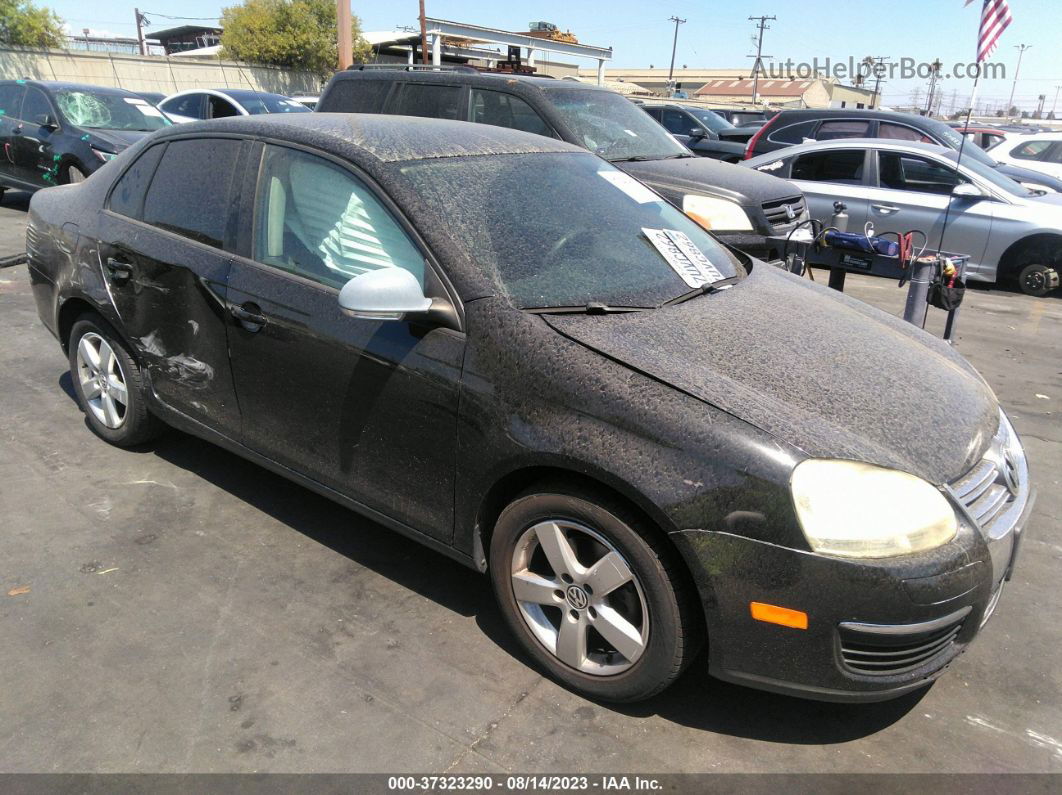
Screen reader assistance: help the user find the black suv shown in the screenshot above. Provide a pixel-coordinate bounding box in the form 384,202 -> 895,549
745,108 -> 1062,193
0,80 -> 170,197
316,68 -> 808,260
640,103 -> 751,162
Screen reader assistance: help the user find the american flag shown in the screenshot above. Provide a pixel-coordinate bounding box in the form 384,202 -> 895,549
968,0 -> 1013,62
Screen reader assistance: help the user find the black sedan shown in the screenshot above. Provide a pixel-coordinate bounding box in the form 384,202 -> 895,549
0,80 -> 171,197
26,115 -> 1033,703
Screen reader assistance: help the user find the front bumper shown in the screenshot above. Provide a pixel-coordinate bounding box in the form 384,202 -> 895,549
670,485 -> 1034,703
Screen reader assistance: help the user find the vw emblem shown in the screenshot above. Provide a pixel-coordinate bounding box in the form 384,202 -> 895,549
565,585 -> 589,610
784,204 -> 797,221
1001,453 -> 1019,497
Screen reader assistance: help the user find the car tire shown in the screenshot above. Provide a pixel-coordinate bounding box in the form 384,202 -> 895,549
66,165 -> 87,184
68,315 -> 165,447
1016,263 -> 1059,297
489,483 -> 701,702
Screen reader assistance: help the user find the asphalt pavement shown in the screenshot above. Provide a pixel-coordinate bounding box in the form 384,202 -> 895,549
1,190 -> 1060,773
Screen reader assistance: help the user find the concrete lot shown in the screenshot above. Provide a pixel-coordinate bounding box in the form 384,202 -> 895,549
1,191 -> 1060,773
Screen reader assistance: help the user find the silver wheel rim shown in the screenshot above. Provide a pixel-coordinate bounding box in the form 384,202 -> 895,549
75,332 -> 129,429
68,166 -> 86,183
510,519 -> 649,676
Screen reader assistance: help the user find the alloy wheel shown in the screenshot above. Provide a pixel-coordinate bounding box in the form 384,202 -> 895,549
75,332 -> 129,429
510,519 -> 649,675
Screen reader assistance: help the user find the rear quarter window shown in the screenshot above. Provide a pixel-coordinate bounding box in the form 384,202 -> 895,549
319,78 -> 392,113
768,119 -> 817,144
386,83 -> 464,120
109,143 -> 166,220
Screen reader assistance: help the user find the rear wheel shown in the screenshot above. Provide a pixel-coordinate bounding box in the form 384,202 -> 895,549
489,484 -> 701,702
68,315 -> 164,446
1016,263 -> 1059,297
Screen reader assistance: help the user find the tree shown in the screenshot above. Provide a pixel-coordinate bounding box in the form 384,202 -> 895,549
0,0 -> 65,48
220,0 -> 370,77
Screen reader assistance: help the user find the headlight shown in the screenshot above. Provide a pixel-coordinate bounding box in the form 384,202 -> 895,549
682,194 -> 753,232
790,459 -> 957,558
92,148 -> 117,162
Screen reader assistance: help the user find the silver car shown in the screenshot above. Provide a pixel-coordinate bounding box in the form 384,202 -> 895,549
744,138 -> 1062,296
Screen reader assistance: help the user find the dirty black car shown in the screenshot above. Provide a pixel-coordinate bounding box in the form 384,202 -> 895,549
0,80 -> 170,196
27,115 -> 1033,703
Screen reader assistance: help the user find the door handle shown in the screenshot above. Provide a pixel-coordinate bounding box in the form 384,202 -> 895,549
104,258 -> 133,284
872,204 -> 900,214
230,303 -> 267,329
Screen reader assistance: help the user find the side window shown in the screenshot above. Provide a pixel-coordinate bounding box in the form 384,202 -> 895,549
816,120 -> 870,140
0,85 -> 25,119
162,94 -> 204,119
660,110 -> 690,135
387,83 -> 462,120
878,153 -> 965,195
319,79 -> 392,113
1046,143 -> 1062,164
1012,140 -> 1053,161
209,95 -> 240,118
109,143 -> 166,220
879,123 -> 932,143
142,138 -> 241,248
469,89 -> 551,136
769,120 -> 818,144
642,107 -> 661,122
253,145 -> 424,290
791,150 -> 865,184
984,134 -> 1004,150
20,88 -> 52,124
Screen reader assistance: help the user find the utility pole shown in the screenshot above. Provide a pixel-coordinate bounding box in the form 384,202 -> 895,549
419,0 -> 429,65
864,56 -> 889,109
1036,94 -> 1046,119
1007,43 -> 1031,117
666,16 -> 686,97
1051,85 -> 1061,118
134,8 -> 147,56
747,15 -> 775,105
924,60 -> 942,116
336,0 -> 352,69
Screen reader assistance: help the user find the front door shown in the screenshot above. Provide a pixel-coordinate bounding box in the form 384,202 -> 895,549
12,86 -> 58,186
96,137 -> 245,431
0,83 -> 26,184
224,143 -> 463,541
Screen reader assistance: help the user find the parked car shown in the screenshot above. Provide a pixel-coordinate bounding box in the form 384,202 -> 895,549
27,114 -> 1032,703
745,138 -> 1062,295
713,108 -> 770,127
0,80 -> 170,197
291,95 -> 319,110
316,68 -> 808,261
133,91 -> 167,106
158,88 -> 311,122
988,131 -> 1062,180
955,126 -> 1008,151
640,102 -> 751,162
744,109 -> 1062,194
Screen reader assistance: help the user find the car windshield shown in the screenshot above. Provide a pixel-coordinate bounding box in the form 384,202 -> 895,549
399,152 -> 743,309
543,88 -> 690,162
685,108 -> 735,133
55,90 -> 171,131
230,93 -> 311,115
941,150 -> 1034,197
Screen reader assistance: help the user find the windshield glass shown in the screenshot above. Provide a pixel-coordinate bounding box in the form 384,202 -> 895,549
230,93 -> 311,115
942,150 -> 1033,197
686,108 -> 735,133
544,88 -> 689,161
400,152 -> 743,309
55,90 -> 171,131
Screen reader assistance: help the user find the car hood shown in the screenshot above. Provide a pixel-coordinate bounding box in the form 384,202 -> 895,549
543,264 -> 999,485
617,156 -> 800,205
85,128 -> 152,152
995,161 -> 1062,192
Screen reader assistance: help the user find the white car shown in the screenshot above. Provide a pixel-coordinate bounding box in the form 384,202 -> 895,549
158,88 -> 311,123
989,131 -> 1062,180
744,138 -> 1062,296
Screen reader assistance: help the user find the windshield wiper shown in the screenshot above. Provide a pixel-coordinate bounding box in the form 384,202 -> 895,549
607,153 -> 692,163
526,302 -> 647,315
663,276 -> 742,307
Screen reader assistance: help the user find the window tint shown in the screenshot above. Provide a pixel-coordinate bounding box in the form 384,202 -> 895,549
388,83 -> 463,120
879,153 -> 965,195
109,143 -> 165,220
319,79 -> 392,113
769,119 -> 817,144
642,107 -> 662,121
660,109 -> 691,135
162,94 -> 204,119
792,150 -> 865,184
142,138 -> 241,248
0,84 -> 25,119
470,89 -> 551,136
1012,140 -> 1053,160
209,95 -> 240,118
20,87 -> 52,123
879,123 -> 932,143
816,120 -> 870,140
254,145 -> 424,290
1046,143 -> 1062,164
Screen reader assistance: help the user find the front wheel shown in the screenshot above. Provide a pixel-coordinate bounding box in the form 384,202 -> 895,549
1016,263 -> 1059,297
489,485 -> 701,702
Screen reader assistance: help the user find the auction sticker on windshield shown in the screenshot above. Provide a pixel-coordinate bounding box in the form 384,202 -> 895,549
598,170 -> 661,204
643,228 -> 727,288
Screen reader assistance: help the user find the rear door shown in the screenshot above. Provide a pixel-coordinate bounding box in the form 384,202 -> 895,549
223,142 -> 464,541
786,148 -> 871,228
97,137 -> 244,432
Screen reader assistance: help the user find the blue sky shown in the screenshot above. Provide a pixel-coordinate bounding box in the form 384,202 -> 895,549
46,0 -> 1062,111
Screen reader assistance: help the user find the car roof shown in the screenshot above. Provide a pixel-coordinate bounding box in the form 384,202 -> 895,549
773,108 -> 937,126
0,79 -> 139,96
163,88 -> 293,101
330,68 -> 608,95
744,137 -> 953,163
153,112 -> 584,164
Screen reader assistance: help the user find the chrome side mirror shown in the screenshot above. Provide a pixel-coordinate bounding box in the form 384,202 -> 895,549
951,182 -> 984,199
338,268 -> 431,321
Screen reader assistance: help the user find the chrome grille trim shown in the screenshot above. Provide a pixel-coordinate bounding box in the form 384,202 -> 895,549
762,196 -> 807,231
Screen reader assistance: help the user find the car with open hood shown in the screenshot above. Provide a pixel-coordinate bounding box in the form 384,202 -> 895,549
0,80 -> 170,196
27,115 -> 1033,703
